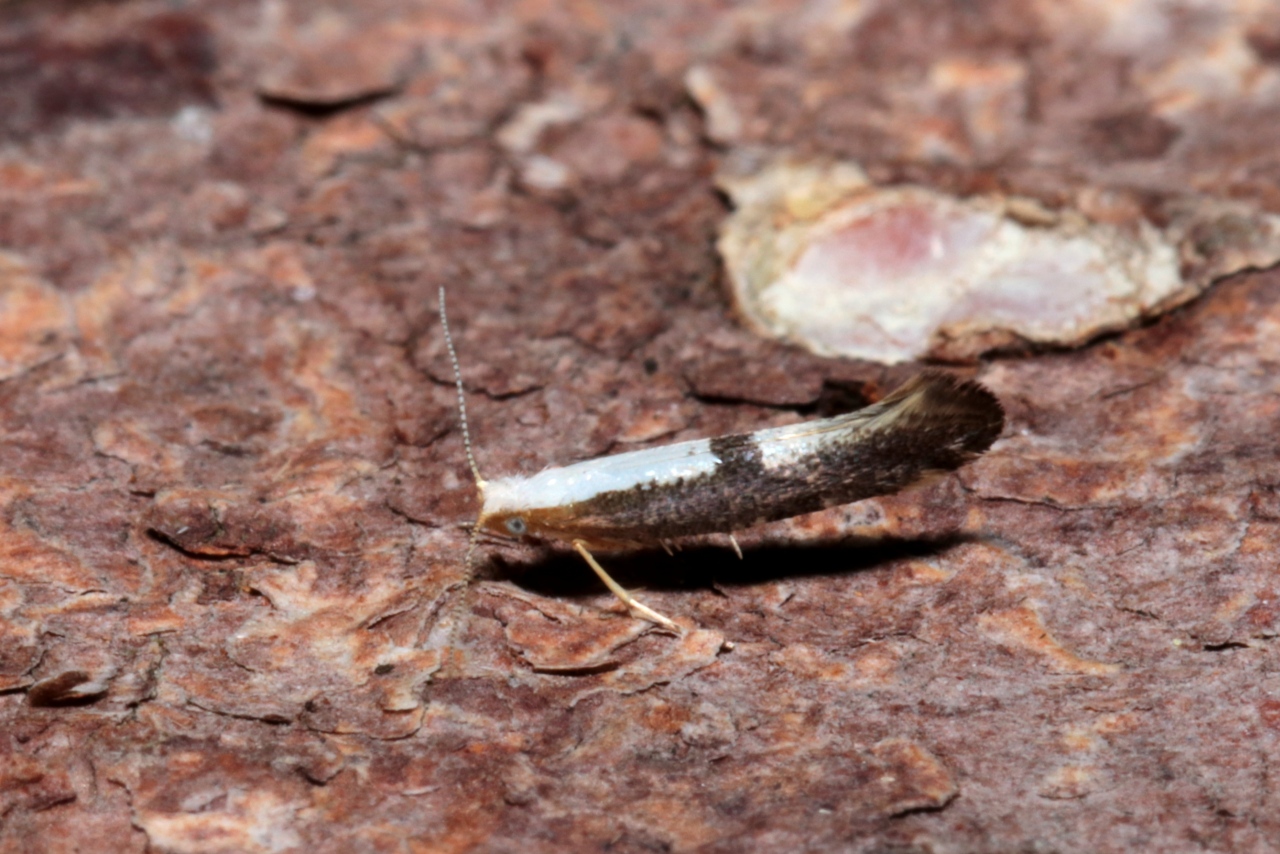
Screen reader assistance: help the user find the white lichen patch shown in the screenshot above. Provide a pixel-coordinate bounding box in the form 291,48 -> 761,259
717,158 -> 1280,363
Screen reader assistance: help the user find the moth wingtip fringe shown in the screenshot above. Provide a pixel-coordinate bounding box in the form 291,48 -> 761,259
878,370 -> 1006,454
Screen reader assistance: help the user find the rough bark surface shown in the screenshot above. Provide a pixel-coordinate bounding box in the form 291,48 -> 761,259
3,1 -> 1280,852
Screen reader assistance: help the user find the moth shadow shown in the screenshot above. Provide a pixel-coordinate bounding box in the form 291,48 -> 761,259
488,533 -> 977,598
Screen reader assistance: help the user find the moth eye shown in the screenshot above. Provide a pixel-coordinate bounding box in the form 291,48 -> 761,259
505,517 -> 528,536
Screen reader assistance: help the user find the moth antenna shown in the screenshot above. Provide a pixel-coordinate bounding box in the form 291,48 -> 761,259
438,287 -> 486,489
464,520 -> 482,574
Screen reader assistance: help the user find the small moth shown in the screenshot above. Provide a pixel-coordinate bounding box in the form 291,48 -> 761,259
439,289 -> 1004,630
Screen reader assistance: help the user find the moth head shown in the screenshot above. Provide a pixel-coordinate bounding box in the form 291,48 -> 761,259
475,479 -> 580,544
475,479 -> 550,540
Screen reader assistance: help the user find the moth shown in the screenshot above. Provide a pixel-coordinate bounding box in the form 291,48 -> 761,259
439,289 -> 1004,630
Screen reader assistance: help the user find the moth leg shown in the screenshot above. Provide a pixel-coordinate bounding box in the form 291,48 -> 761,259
572,539 -> 681,633
659,539 -> 674,556
727,534 -> 743,560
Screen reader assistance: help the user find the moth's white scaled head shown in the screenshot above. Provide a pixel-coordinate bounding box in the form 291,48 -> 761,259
475,476 -> 535,541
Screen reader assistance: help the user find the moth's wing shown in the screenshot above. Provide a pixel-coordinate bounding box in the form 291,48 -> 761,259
501,371 -> 1003,511
491,436 -> 720,513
